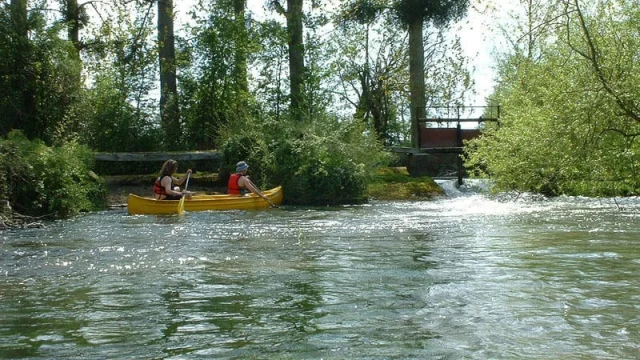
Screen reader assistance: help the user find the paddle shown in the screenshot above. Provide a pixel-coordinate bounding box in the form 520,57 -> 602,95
177,173 -> 191,216
266,198 -> 279,209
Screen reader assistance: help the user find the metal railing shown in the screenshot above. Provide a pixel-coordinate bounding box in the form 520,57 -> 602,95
417,105 -> 500,148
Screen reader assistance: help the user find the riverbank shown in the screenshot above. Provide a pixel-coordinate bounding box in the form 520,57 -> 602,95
105,167 -> 444,207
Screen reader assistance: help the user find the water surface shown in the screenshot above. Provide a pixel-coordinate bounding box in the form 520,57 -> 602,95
1,181 -> 639,359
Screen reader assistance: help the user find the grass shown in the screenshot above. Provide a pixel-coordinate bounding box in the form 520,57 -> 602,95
367,167 -> 444,200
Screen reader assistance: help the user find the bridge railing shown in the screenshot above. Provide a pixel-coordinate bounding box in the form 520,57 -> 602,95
423,105 -> 500,122
93,151 -> 221,175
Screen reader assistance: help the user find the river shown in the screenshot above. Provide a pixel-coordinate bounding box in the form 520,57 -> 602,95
1,180 -> 639,359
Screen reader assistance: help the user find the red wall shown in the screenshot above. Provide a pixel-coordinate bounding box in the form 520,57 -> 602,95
419,128 -> 481,148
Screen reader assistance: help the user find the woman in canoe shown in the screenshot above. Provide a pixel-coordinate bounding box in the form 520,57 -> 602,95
228,161 -> 276,207
154,159 -> 192,200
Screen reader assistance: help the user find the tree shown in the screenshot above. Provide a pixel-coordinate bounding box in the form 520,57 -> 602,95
6,0 -> 36,139
62,0 -> 82,57
1,0 -> 84,143
334,0 -> 406,144
394,0 -> 470,147
566,0 -> 640,125
158,0 -> 180,150
465,0 -> 640,196
77,0 -> 161,152
270,0 -> 305,120
334,0 -> 473,145
252,20 -> 289,120
179,0 -> 258,149
233,0 -> 248,93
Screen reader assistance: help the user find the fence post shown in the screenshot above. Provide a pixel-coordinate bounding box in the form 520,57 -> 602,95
417,111 -> 422,148
457,121 -> 463,186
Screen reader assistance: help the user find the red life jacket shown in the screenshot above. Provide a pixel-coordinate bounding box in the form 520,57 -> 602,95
228,173 -> 244,195
154,176 -> 172,197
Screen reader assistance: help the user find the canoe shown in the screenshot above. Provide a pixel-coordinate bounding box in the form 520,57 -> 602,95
127,186 -> 283,215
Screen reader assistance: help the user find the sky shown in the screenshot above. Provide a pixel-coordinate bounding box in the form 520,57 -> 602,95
457,6 -> 499,106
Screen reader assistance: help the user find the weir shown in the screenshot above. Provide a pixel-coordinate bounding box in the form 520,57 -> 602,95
394,105 -> 500,186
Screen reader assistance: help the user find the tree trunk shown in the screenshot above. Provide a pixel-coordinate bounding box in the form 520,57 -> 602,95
408,17 -> 425,148
10,0 -> 37,139
158,0 -> 180,150
287,0 -> 305,121
65,0 -> 81,57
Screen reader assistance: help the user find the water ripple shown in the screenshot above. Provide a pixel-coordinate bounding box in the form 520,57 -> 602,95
1,196 -> 639,359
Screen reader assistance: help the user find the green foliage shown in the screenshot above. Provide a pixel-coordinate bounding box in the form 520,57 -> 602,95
465,2 -> 640,197
77,1 -> 161,152
0,3 -> 83,144
219,116 -> 389,205
0,131 -> 107,218
394,0 -> 470,27
77,73 -> 162,152
251,20 -> 289,120
179,0 -> 259,150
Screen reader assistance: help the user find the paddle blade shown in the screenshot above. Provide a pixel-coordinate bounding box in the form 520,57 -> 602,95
177,196 -> 185,216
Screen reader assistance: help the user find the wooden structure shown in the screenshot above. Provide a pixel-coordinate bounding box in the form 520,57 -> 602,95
95,151 -> 221,162
93,150 -> 222,176
410,105 -> 500,185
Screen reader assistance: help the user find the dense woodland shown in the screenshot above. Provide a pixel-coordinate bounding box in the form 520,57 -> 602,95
1,0 -> 639,221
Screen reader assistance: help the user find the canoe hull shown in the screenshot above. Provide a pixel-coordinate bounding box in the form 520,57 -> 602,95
127,186 -> 283,215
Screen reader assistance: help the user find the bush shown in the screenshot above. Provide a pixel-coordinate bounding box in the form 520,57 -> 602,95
219,116 -> 389,205
0,131 -> 107,218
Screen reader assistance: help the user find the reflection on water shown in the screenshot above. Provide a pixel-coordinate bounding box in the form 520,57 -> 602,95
1,185 -> 639,359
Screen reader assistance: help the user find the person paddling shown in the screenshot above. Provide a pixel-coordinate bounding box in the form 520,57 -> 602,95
228,161 -> 276,207
154,159 -> 193,200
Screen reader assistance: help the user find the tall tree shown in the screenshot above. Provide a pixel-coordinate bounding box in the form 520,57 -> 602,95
233,0 -> 248,93
335,0 -> 405,144
567,0 -> 640,124
1,0 -> 84,143
394,0 -> 469,147
158,0 -> 180,149
7,0 -> 37,139
63,0 -> 81,57
271,0 -> 305,120
179,0 -> 259,149
252,20 -> 289,120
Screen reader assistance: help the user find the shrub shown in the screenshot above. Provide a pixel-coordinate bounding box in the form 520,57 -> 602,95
219,116 -> 389,205
0,131 -> 107,218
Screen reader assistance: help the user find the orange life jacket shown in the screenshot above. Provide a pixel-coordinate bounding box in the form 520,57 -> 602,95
154,176 -> 172,197
228,173 -> 244,195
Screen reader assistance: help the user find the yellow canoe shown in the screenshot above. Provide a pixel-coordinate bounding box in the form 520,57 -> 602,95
127,186 -> 283,215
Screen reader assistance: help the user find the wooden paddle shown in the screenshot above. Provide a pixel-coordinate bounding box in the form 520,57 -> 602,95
266,197 -> 279,209
177,173 -> 191,216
